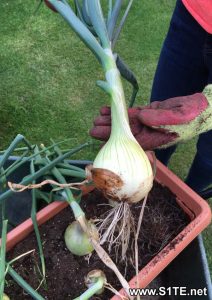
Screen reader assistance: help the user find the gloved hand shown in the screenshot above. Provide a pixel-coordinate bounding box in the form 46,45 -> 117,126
90,106 -> 179,150
90,85 -> 212,150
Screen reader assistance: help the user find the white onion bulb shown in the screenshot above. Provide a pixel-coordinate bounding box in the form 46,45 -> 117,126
91,133 -> 153,203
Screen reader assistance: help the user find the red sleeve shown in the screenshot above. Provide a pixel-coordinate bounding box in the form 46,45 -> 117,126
182,0 -> 212,34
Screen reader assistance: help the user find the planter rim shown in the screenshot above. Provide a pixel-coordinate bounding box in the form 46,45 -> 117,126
1,157 -> 211,300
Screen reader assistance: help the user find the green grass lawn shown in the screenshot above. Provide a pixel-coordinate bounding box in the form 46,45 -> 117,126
0,0 -> 211,277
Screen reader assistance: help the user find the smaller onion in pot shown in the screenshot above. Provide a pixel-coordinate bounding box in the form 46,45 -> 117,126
85,269 -> 107,295
64,220 -> 98,256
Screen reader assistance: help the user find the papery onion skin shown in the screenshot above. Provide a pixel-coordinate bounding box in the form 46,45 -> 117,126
64,221 -> 96,256
91,136 -> 153,203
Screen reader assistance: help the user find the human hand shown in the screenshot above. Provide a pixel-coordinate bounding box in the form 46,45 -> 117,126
90,85 -> 212,150
90,106 -> 179,150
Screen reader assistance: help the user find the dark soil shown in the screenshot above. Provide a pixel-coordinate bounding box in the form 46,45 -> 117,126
5,182 -> 189,300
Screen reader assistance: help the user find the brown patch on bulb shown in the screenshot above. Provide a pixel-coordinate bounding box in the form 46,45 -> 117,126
91,168 -> 123,189
86,165 -> 125,202
86,164 -> 153,203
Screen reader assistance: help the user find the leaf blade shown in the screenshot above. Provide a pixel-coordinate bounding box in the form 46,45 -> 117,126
107,0 -> 123,40
112,0 -> 134,48
87,0 -> 110,49
48,0 -> 106,62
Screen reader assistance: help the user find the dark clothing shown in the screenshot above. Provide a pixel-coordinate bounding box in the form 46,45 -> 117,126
150,0 -> 212,192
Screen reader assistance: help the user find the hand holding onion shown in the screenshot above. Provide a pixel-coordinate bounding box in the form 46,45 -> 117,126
90,85 -> 212,150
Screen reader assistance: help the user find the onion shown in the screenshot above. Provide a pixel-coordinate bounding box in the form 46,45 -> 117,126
64,220 -> 98,256
90,51 -> 153,204
92,134 -> 153,203
46,0 -> 153,205
85,269 -> 106,295
47,0 -> 154,275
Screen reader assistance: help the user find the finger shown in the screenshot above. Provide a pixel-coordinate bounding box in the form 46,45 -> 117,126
149,97 -> 185,109
138,100 -> 206,126
128,107 -> 142,117
143,94 -> 208,126
100,106 -> 111,115
138,108 -> 186,126
138,95 -> 206,126
150,93 -> 207,110
94,115 -> 111,126
89,126 -> 111,141
129,119 -> 144,136
135,127 -> 178,150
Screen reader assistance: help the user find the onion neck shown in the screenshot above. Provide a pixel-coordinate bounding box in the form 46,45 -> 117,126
102,48 -> 134,139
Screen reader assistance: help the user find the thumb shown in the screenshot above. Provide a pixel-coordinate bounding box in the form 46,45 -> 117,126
138,93 -> 208,127
137,108 -> 187,126
100,106 -> 111,115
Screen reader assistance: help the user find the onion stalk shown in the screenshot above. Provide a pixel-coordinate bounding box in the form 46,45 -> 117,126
91,48 -> 153,203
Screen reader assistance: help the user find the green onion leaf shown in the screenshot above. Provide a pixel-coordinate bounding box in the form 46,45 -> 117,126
96,80 -> 113,96
107,0 -> 123,41
0,220 -> 8,299
0,142 -> 89,204
87,0 -> 110,49
112,0 -> 134,48
82,0 -> 92,26
48,0 -> 106,62
0,134 -> 32,170
7,266 -> 45,300
107,0 -> 113,26
73,0 -> 84,21
30,161 -> 46,280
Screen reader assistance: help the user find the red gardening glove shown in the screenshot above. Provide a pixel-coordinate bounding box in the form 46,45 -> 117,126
90,92 -> 209,150
90,106 -> 178,150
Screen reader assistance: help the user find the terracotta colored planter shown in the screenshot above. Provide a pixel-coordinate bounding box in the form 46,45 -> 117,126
111,158 -> 212,300
5,183 -> 95,252
2,158 -> 212,299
